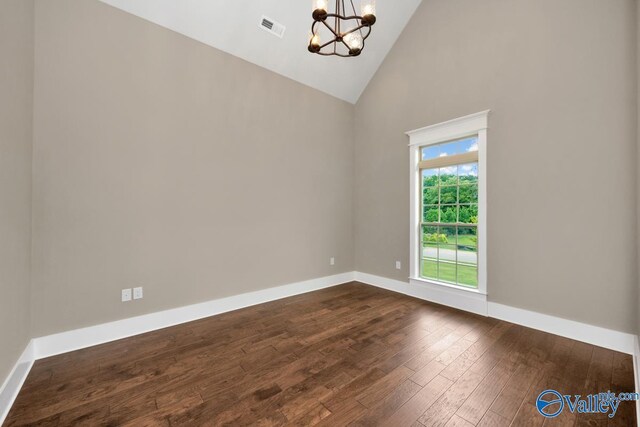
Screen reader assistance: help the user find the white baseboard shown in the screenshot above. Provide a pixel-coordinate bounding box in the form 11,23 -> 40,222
355,272 -> 636,355
0,340 -> 35,425
33,271 -> 355,360
487,302 -> 636,355
354,272 -> 488,316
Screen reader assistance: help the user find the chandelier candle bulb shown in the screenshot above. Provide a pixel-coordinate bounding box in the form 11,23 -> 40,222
361,0 -> 376,25
312,0 -> 328,20
308,31 -> 321,53
344,32 -> 363,55
313,0 -> 328,11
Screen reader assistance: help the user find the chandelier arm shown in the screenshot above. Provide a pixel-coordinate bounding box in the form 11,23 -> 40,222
341,24 -> 366,37
339,39 -> 352,51
318,39 -> 336,49
322,13 -> 364,20
321,19 -> 340,37
361,26 -> 372,41
317,51 -> 351,57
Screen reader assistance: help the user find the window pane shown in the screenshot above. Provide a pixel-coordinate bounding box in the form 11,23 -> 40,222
421,257 -> 437,280
457,264 -> 478,287
421,136 -> 478,161
440,186 -> 457,204
458,163 -> 478,185
456,225 -> 477,288
437,243 -> 457,284
422,249 -> 437,269
423,205 -> 439,222
456,253 -> 477,273
458,204 -> 478,224
439,226 -> 456,244
440,206 -> 457,223
423,187 -> 438,205
457,253 -> 477,273
458,184 -> 477,204
439,166 -> 457,186
457,226 -> 477,251
421,225 -> 439,247
421,224 -> 439,280
422,168 -> 438,187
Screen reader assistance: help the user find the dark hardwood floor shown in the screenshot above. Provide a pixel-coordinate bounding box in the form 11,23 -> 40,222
4,282 -> 637,426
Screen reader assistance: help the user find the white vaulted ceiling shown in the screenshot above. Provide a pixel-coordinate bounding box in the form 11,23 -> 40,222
98,0 -> 422,103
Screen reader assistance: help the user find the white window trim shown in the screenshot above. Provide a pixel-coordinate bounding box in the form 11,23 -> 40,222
406,111 -> 489,315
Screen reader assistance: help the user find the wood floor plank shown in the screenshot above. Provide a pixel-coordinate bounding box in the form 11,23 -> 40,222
417,369 -> 485,427
351,379 -> 423,426
477,410 -> 510,427
355,365 -> 414,408
315,399 -> 367,426
3,282 -> 636,427
453,359 -> 513,424
439,322 -> 513,382
488,364 -> 540,420
410,360 -> 447,387
444,414 -> 474,427
454,325 -> 540,424
382,375 -> 453,426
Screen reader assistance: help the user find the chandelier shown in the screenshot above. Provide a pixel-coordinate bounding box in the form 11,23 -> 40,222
308,0 -> 377,57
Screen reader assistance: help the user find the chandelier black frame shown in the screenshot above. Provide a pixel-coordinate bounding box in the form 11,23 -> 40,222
308,0 -> 376,57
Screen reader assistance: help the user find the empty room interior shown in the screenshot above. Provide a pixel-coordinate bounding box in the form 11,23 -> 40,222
2,0 -> 640,425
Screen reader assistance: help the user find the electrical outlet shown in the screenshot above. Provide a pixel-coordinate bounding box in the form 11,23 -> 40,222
133,287 -> 143,300
395,261 -> 401,270
121,288 -> 132,302
330,257 -> 335,266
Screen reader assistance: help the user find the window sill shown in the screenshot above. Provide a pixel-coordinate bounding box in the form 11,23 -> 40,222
408,276 -> 488,316
409,276 -> 487,296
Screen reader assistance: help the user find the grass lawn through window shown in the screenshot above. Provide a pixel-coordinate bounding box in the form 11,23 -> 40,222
421,257 -> 477,288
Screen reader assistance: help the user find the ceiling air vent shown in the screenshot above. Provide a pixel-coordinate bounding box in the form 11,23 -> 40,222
259,15 -> 286,38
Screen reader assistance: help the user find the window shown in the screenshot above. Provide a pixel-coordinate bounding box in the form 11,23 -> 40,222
407,111 -> 488,311
420,137 -> 478,288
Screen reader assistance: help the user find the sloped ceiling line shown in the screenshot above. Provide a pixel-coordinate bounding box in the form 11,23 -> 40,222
98,0 -> 422,103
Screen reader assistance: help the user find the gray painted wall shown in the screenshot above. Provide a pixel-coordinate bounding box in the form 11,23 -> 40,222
354,0 -> 638,333
0,1 -> 34,383
3,0 -> 638,349
31,0 -> 354,336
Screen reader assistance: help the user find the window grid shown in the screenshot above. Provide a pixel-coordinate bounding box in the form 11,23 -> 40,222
420,163 -> 478,288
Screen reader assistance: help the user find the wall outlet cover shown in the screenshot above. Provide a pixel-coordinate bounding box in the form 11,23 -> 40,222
395,261 -> 401,270
133,287 -> 143,300
121,289 -> 132,302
